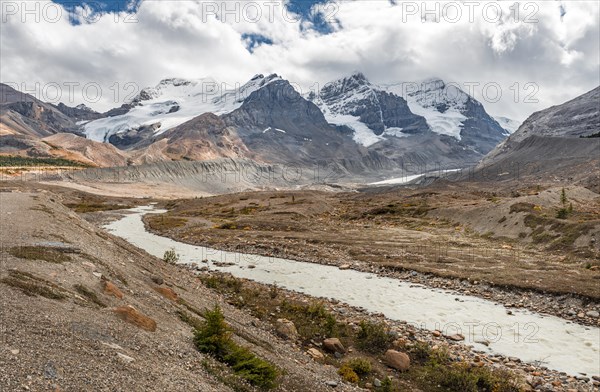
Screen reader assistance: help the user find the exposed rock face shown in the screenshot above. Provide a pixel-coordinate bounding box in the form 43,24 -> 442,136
306,348 -> 325,361
113,305 -> 157,332
42,133 -> 130,167
223,79 -> 394,168
131,113 -> 254,164
315,72 -> 428,136
225,79 -> 332,134
0,83 -> 80,138
108,123 -> 161,149
1,73 -> 514,173
54,102 -> 102,122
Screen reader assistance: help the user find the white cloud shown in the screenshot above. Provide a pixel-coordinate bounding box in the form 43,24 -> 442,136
1,0 -> 598,122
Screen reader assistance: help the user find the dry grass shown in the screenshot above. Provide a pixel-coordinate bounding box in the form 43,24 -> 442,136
154,286 -> 178,301
114,305 -> 157,332
65,202 -> 132,213
102,280 -> 124,299
145,215 -> 188,231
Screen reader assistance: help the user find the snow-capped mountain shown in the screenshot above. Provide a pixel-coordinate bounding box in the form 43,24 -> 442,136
386,78 -> 470,140
83,74 -> 281,143
493,116 -> 521,134
310,75 -> 508,156
75,72 -> 514,170
308,72 -> 428,147
385,78 -> 509,154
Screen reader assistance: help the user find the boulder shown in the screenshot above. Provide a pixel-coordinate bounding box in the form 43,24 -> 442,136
275,319 -> 298,340
384,349 -> 410,371
307,348 -> 325,361
323,338 -> 345,354
445,333 -> 465,341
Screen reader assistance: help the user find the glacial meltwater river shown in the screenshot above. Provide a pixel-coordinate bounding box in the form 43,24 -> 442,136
105,206 -> 600,378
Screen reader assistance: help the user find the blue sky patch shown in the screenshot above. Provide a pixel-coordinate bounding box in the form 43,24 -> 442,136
242,33 -> 274,53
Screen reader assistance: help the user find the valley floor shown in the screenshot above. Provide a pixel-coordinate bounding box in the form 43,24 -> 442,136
1,179 -> 599,392
143,184 -> 600,326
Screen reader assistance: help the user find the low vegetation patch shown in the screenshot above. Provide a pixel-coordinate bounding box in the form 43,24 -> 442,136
362,202 -> 432,219
0,155 -> 89,167
509,202 -> 535,214
0,270 -> 66,300
194,305 -> 279,389
66,202 -> 132,213
196,273 -> 526,391
356,320 -> 393,354
278,300 -> 346,343
146,215 -> 188,230
216,221 -> 238,230
9,245 -> 72,263
425,362 -> 521,392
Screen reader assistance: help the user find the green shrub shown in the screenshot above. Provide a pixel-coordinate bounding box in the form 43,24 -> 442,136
279,300 -> 342,341
556,208 -> 568,219
163,249 -> 180,264
409,341 -> 432,364
194,305 -> 278,389
356,320 -> 393,354
376,377 -> 394,392
338,364 -> 359,383
426,362 -> 520,392
344,357 -> 372,377
194,305 -> 232,358
201,274 -> 243,293
224,345 -> 278,389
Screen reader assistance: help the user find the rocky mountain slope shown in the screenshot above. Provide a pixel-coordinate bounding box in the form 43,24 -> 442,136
0,83 -> 121,166
2,74 -> 518,172
75,73 -> 513,171
0,83 -> 83,138
83,75 -> 283,143
477,86 -> 600,185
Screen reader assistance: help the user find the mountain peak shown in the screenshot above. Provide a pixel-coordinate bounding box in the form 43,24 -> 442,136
157,77 -> 194,87
349,71 -> 367,81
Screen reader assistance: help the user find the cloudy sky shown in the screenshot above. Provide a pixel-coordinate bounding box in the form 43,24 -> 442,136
1,0 -> 598,121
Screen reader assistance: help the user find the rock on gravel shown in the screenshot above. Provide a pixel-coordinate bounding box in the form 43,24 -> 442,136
323,338 -> 345,354
307,348 -> 325,361
384,350 -> 410,371
275,318 -> 298,340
